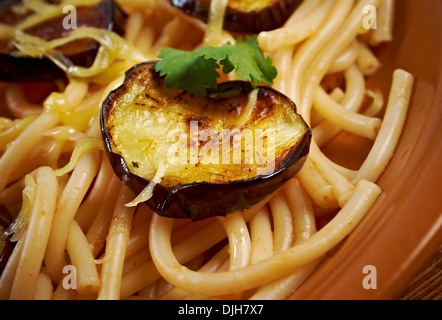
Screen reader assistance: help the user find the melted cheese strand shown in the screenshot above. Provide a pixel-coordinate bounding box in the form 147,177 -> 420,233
203,0 -> 229,46
235,89 -> 259,128
126,160 -> 166,208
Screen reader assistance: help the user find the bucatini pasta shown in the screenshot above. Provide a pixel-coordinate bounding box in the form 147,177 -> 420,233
0,0 -> 414,300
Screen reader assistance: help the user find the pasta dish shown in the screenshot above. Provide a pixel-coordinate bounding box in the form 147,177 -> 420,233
0,0 -> 414,300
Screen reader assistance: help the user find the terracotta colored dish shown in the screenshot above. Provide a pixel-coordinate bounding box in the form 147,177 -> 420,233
289,0 -> 442,300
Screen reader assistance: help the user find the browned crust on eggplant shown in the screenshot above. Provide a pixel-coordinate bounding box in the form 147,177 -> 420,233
101,61 -> 311,221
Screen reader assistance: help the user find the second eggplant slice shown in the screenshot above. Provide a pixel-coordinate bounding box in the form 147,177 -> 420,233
101,62 -> 311,220
0,0 -> 126,82
169,0 -> 303,34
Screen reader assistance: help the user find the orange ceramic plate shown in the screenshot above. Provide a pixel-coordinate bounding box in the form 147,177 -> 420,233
290,0 -> 442,300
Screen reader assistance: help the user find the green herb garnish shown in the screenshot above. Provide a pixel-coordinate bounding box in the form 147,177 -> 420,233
154,35 -> 278,97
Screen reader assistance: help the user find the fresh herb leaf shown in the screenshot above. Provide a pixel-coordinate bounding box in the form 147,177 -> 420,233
235,36 -> 278,86
154,35 -> 277,97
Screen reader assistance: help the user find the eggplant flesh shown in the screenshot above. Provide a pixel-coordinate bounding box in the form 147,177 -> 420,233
0,0 -> 126,82
101,62 -> 311,220
169,0 -> 303,34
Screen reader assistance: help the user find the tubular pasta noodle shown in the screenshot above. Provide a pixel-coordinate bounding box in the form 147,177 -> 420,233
45,80 -> 89,115
310,87 -> 345,127
325,158 -> 358,181
148,180 -> 381,296
75,155 -> 114,231
133,27 -> 156,58
170,217 -> 214,247
0,175 -> 26,206
329,87 -> 345,102
327,40 -> 359,74
86,175 -> 122,258
66,220 -> 101,295
298,157 -> 339,209
216,212 -> 252,299
309,143 -> 356,208
352,69 -> 414,184
269,192 -> 294,252
52,280 -> 77,300
120,198 -> 269,298
289,0 -> 355,106
284,179 -> 317,243
363,89 -> 384,117
356,41 -> 382,76
124,11 -> 144,44
363,89 -> 385,117
136,280 -> 159,299
61,89 -> 104,134
157,246 -> 230,300
0,112 -> 59,194
9,167 -> 58,300
152,16 -> 189,54
283,0 -> 322,25
44,148 -> 100,282
272,47 -> 295,94
5,84 -> 42,118
313,86 -> 382,141
249,206 -> 273,265
32,269 -> 53,300
369,0 -> 395,46
0,79 -> 87,193
313,63 -> 366,147
258,0 -> 333,52
0,115 -> 37,152
338,63 -> 367,112
250,179 -> 318,300
98,186 -> 136,300
125,220 -> 151,260
123,247 -> 150,275
131,204 -> 153,228
298,0 -> 382,119
8,137 -> 57,183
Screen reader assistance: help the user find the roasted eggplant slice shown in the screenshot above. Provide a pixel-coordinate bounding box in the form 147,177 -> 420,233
169,0 -> 303,34
0,0 -> 126,82
101,62 -> 311,220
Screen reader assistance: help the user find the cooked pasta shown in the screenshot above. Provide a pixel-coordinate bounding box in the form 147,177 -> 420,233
0,0 -> 414,300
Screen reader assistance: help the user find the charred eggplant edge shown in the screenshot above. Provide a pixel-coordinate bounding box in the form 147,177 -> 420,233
101,61 -> 311,221
169,0 -> 303,34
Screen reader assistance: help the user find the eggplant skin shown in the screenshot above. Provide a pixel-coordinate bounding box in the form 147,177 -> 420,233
169,0 -> 303,34
101,61 -> 311,221
0,0 -> 127,82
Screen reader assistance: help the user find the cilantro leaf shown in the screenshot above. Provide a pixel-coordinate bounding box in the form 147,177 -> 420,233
154,36 -> 277,97
234,36 -> 278,86
155,48 -> 221,97
221,36 -> 277,86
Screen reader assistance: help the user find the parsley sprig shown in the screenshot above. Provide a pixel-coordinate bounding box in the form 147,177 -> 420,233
154,35 -> 278,97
